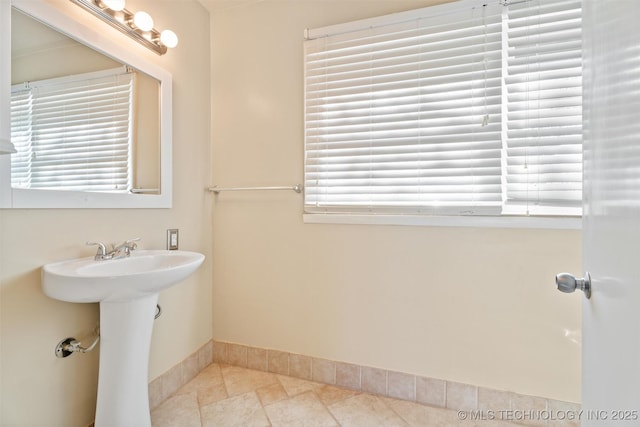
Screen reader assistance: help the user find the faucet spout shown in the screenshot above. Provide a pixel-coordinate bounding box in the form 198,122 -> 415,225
87,241 -> 112,261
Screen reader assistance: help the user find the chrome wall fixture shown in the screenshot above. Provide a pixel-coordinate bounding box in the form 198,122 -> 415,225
208,184 -> 303,194
69,0 -> 178,55
0,138 -> 16,155
55,325 -> 100,358
55,307 -> 161,358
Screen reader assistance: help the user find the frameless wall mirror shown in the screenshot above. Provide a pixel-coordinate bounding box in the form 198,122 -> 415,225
0,0 -> 172,208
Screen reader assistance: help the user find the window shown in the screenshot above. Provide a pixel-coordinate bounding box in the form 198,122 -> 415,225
303,0 -> 582,221
11,67 -> 134,192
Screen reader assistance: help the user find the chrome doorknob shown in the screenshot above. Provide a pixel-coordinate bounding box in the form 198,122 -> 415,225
555,272 -> 591,299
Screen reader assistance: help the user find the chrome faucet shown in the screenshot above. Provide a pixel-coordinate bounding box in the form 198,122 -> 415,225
87,238 -> 140,261
111,238 -> 140,259
87,241 -> 111,261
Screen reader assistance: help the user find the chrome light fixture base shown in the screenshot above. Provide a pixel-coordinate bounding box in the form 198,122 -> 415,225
70,0 -> 168,55
0,139 -> 16,155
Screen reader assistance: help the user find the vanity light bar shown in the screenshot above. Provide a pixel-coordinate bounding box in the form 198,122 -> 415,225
69,0 -> 177,55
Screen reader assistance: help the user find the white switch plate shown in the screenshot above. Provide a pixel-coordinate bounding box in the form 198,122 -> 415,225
167,229 -> 178,250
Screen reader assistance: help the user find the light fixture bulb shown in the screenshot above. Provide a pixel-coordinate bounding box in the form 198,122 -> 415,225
133,11 -> 154,31
160,30 -> 178,48
101,0 -> 125,11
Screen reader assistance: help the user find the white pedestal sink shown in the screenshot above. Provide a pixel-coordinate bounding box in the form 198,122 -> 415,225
42,250 -> 205,427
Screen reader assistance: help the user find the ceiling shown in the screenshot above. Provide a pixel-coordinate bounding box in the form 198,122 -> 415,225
197,0 -> 264,13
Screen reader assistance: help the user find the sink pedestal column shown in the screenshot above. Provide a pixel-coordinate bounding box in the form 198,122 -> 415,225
95,294 -> 158,427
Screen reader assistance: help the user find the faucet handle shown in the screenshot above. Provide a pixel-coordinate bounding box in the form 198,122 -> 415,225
124,237 -> 141,251
86,241 -> 110,260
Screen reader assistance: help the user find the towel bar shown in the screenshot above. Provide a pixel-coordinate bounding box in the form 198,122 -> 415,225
208,184 -> 302,194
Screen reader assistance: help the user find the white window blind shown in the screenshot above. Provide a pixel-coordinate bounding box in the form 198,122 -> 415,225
10,67 -> 134,192
304,0 -> 582,218
504,0 -> 582,215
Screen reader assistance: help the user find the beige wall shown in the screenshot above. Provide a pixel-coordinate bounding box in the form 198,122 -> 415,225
0,0 -> 212,426
0,0 -> 584,424
210,0 -> 582,404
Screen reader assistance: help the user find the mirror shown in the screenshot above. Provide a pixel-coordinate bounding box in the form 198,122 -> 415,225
0,0 -> 172,208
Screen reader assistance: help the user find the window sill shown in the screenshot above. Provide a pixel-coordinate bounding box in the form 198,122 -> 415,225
303,213 -> 582,230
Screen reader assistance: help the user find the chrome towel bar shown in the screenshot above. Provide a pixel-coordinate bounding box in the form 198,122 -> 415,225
130,188 -> 160,194
208,184 -> 303,194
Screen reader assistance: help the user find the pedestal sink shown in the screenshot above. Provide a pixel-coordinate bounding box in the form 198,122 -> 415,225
42,250 -> 205,427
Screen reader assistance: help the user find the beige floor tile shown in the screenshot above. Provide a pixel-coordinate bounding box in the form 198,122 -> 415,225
277,374 -> 324,397
383,397 -> 468,427
383,397 -> 526,427
177,363 -> 228,406
186,363 -> 224,386
158,364 -> 544,427
151,392 -> 201,427
329,393 -> 408,426
194,382 -> 228,407
480,421 -> 523,427
256,382 -> 290,406
221,365 -> 278,397
200,391 -> 270,427
264,390 -> 339,427
315,384 -> 361,406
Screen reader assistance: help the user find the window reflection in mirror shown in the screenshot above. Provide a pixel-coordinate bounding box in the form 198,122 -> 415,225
10,8 -> 160,194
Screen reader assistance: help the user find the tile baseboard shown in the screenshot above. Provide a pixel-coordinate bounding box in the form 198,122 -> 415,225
148,340 -> 213,410
211,340 -> 581,427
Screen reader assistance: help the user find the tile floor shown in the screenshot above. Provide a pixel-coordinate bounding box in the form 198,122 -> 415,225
150,363 -> 529,427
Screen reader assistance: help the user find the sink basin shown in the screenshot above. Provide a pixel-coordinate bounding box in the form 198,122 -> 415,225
42,250 -> 205,303
41,249 -> 205,427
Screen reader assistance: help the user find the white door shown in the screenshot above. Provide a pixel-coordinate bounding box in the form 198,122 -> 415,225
580,1 -> 640,425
